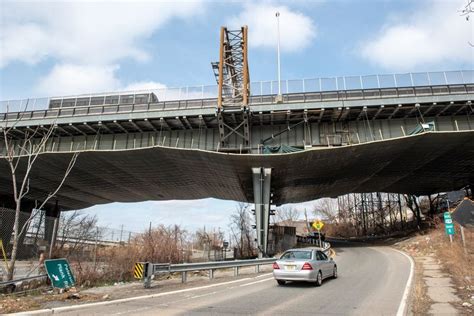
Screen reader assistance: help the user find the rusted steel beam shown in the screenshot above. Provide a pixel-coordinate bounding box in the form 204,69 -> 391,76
217,27 -> 225,110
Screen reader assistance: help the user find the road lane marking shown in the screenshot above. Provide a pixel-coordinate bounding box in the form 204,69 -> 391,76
255,273 -> 272,278
393,248 -> 415,316
190,291 -> 218,299
239,277 -> 274,287
13,277 -> 260,315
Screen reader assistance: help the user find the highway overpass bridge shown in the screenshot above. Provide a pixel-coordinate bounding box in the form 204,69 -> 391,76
1,70 -> 473,256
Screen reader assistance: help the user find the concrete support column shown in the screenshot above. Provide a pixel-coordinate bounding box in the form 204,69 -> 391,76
252,167 -> 272,258
44,201 -> 60,243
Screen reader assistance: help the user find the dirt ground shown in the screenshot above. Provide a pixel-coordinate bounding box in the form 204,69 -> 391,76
394,226 -> 473,315
0,265 -> 272,314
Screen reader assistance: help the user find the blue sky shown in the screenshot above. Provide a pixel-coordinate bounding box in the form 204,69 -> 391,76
1,0 -> 472,233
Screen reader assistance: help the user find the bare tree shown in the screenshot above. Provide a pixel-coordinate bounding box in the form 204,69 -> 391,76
229,203 -> 255,258
460,0 -> 474,19
460,0 -> 474,46
274,206 -> 299,225
54,211 -> 99,258
312,198 -> 338,222
404,195 -> 422,228
136,224 -> 189,263
194,227 -> 224,260
1,110 -> 79,280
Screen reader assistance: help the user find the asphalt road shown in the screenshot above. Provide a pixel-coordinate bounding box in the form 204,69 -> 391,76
57,245 -> 411,316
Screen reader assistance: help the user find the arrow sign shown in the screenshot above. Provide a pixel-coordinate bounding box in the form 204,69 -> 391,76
44,259 -> 75,289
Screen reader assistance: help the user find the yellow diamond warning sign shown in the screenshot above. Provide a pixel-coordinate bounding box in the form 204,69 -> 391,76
312,220 -> 324,231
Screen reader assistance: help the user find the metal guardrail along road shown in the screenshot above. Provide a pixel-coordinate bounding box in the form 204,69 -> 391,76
139,242 -> 331,288
0,274 -> 48,287
139,258 -> 276,288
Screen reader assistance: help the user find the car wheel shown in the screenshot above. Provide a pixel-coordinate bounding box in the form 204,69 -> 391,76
315,271 -> 323,286
333,266 -> 338,279
277,280 -> 286,286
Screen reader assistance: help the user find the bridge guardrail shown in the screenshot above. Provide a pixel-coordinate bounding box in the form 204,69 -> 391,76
1,70 -> 473,115
2,83 -> 473,124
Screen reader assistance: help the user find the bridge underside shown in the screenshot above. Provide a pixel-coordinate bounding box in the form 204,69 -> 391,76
0,131 -> 472,210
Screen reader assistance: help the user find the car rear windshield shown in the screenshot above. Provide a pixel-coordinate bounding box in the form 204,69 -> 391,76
280,251 -> 312,260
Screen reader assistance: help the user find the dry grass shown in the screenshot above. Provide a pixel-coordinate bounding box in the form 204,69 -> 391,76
0,291 -> 102,314
410,258 -> 432,315
432,226 -> 473,307
395,224 -> 473,314
59,225 -> 190,287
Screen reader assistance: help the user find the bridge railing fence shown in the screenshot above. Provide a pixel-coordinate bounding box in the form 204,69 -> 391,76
1,70 -> 473,115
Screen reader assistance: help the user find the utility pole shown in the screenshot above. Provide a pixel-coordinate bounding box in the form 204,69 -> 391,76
275,11 -> 283,103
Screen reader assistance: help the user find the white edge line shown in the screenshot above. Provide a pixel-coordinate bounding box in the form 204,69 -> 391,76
255,273 -> 273,278
11,277 -> 255,315
392,248 -> 415,316
238,277 -> 274,287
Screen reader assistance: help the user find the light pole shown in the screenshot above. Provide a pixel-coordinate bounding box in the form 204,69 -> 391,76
276,11 -> 283,103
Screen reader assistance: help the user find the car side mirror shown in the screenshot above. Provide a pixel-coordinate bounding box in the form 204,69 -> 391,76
330,257 -> 333,261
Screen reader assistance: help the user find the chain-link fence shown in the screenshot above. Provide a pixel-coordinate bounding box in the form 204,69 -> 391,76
0,207 -> 140,281
2,70 -> 473,113
1,207 -> 52,281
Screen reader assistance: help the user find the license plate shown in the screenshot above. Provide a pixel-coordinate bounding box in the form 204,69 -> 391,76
285,265 -> 296,271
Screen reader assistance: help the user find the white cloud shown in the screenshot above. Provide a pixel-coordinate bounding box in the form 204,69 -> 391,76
35,64 -> 211,101
36,64 -> 121,96
123,81 -> 168,91
0,1 -> 207,98
0,0 -> 204,67
228,3 -> 317,52
359,0 -> 473,71
0,0 -> 204,96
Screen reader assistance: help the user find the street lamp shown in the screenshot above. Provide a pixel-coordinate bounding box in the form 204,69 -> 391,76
276,11 -> 283,103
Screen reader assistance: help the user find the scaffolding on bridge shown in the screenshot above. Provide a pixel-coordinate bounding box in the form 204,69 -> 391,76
212,26 -> 251,152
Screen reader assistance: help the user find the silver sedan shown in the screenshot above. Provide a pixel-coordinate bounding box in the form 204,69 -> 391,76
272,247 -> 337,286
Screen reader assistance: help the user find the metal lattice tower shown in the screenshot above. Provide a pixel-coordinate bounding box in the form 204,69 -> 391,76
212,26 -> 251,151
212,26 -> 250,109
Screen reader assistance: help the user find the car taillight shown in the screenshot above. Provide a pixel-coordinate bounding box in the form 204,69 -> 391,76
302,262 -> 313,270
272,262 -> 280,269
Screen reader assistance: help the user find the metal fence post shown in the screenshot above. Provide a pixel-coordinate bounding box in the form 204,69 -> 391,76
143,262 -> 152,288
182,271 -> 187,283
255,264 -> 260,273
48,211 -> 61,258
234,266 -> 239,276
209,269 -> 214,279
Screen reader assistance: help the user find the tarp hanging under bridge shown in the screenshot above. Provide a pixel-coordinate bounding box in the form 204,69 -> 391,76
263,145 -> 303,154
0,131 -> 473,210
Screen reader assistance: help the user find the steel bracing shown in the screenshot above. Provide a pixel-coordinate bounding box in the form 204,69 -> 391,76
213,26 -> 250,109
212,26 -> 251,151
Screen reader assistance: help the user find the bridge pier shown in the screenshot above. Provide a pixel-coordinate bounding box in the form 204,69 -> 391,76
252,167 -> 271,258
44,202 -> 60,243
44,202 -> 61,257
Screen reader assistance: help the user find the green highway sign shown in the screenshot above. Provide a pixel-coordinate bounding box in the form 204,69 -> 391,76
44,259 -> 75,289
443,212 -> 455,236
